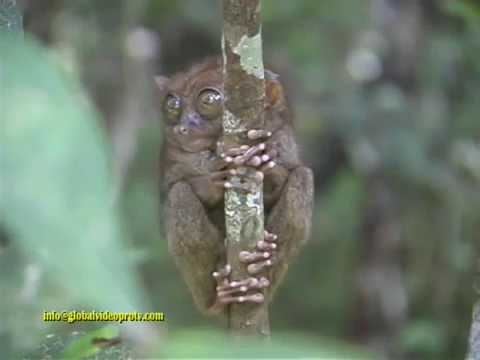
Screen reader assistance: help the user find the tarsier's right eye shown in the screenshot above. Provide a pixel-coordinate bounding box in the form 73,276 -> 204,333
163,94 -> 182,122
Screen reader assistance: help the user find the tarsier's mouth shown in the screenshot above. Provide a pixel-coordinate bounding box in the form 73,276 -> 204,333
180,137 -> 215,153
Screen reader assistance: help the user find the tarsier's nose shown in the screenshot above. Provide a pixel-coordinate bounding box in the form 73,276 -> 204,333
178,125 -> 188,135
175,113 -> 202,135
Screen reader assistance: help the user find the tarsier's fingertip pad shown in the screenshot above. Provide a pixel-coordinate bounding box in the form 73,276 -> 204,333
250,157 -> 261,166
260,277 -> 270,287
252,293 -> 265,303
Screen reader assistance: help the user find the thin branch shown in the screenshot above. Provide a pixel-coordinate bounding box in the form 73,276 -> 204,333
221,0 -> 269,336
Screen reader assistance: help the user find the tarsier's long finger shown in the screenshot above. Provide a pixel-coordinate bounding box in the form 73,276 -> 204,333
239,250 -> 271,263
246,150 -> 277,167
247,129 -> 272,140
218,292 -> 265,305
257,240 -> 277,251
216,277 -> 256,292
247,259 -> 273,275
212,264 -> 231,286
221,145 -> 249,157
218,276 -> 271,292
233,143 -> 266,165
259,161 -> 276,173
264,231 -> 278,242
211,169 -> 237,188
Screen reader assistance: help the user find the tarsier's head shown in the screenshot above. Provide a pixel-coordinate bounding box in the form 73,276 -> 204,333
155,59 -> 224,153
155,58 -> 288,153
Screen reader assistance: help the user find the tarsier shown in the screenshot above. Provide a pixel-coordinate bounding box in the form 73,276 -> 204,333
156,58 -> 314,316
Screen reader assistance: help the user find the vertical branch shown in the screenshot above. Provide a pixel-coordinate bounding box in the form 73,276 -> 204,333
221,0 -> 269,336
467,301 -> 480,360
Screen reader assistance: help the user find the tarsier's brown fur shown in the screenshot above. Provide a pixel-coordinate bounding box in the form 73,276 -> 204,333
157,58 -> 314,316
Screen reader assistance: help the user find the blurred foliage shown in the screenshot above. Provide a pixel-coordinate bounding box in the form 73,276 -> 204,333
0,0 -> 22,33
0,34 -> 148,357
2,0 -> 480,359
164,329 -> 376,359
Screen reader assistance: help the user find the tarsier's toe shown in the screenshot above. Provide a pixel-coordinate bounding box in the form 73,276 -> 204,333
219,292 -> 265,305
216,276 -> 269,304
247,259 -> 273,275
247,129 -> 272,140
239,250 -> 271,263
257,231 -> 278,250
212,264 -> 231,282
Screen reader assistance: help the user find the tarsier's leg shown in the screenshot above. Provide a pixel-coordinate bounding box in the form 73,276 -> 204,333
166,181 -> 225,315
263,166 -> 314,303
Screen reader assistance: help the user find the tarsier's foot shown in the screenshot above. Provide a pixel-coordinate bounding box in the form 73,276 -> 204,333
239,230 -> 278,274
211,264 -> 269,305
210,230 -> 278,307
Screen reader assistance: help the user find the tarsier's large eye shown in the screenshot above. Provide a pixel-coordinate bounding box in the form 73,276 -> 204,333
196,88 -> 223,118
163,94 -> 182,122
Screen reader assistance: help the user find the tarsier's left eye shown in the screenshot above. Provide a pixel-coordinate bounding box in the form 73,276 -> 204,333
196,88 -> 223,118
163,94 -> 182,123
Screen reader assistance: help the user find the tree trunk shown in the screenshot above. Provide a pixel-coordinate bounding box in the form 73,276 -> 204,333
221,0 -> 269,337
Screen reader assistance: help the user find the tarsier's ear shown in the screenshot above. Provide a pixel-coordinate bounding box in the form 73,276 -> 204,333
154,76 -> 170,96
265,69 -> 285,109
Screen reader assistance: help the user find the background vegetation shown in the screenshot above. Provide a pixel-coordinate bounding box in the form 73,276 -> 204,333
2,0 -> 480,358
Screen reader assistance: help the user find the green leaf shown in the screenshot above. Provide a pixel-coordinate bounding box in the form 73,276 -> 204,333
0,0 -> 22,33
164,329 -> 376,359
59,326 -> 120,360
0,33 -> 146,337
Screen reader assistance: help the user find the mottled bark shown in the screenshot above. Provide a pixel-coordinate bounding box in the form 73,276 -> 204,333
221,0 -> 269,336
467,301 -> 480,360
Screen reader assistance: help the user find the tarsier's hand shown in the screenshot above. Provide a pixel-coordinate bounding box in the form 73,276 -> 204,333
211,230 -> 278,306
218,129 -> 277,191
